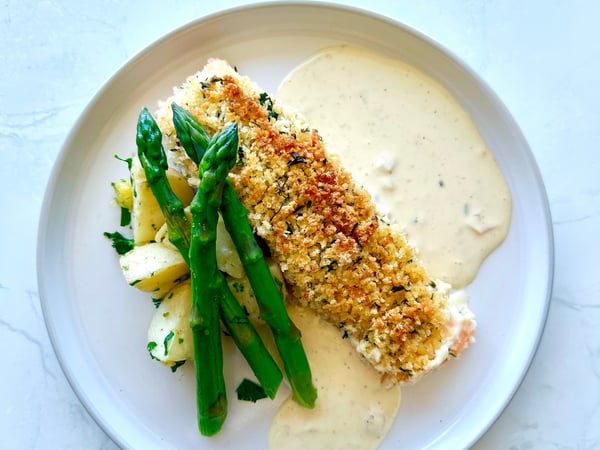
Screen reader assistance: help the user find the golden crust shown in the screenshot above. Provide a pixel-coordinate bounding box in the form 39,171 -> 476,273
155,60 -> 475,384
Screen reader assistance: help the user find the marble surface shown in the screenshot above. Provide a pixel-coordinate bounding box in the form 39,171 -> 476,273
1,0 -> 598,448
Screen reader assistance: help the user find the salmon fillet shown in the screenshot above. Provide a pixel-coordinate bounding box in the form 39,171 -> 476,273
154,59 -> 476,384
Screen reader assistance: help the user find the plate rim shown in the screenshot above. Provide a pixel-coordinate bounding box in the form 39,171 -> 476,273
37,2 -> 555,449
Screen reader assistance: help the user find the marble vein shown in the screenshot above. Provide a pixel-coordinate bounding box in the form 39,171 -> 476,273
0,318 -> 57,382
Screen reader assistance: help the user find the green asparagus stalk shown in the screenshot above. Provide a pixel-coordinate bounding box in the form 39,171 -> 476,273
188,122 -> 239,435
215,271 -> 282,399
137,107 -> 191,260
172,103 -> 317,408
172,103 -> 210,165
136,111 -> 282,434
220,185 -> 317,408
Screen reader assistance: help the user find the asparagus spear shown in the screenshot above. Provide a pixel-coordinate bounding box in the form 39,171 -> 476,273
137,107 -> 191,260
172,103 -> 210,165
220,185 -> 317,408
215,271 -> 283,399
136,109 -> 282,402
188,122 -> 239,436
172,104 -> 317,408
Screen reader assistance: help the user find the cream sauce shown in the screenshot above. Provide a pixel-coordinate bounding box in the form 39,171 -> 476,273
276,45 -> 512,288
269,305 -> 401,450
269,45 -> 512,449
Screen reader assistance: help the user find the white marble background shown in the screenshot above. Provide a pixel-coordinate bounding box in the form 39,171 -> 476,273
1,0 -> 598,449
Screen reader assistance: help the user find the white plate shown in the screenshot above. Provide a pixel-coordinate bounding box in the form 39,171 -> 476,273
37,2 -> 554,449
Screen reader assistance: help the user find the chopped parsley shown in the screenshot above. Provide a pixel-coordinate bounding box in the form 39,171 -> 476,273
399,367 -> 414,376
170,360 -> 186,373
103,231 -> 134,255
119,207 -> 131,226
258,92 -> 279,120
236,378 -> 267,403
114,154 -> 133,170
237,146 -> 245,166
163,330 -> 175,356
147,341 -> 160,361
231,281 -> 245,293
287,152 -> 307,167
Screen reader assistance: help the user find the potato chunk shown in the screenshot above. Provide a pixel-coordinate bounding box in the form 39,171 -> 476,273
130,157 -> 195,244
154,213 -> 245,279
216,215 -> 244,279
147,281 -> 193,364
119,242 -> 189,299
225,258 -> 286,327
112,179 -> 133,210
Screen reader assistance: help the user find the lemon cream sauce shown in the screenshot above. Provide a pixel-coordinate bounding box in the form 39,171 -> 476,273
276,45 -> 512,288
268,45 -> 511,449
269,305 -> 401,450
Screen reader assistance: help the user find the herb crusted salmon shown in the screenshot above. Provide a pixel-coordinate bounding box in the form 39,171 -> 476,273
154,59 -> 476,385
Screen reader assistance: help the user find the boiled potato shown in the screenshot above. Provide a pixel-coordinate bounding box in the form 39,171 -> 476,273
153,211 -> 191,252
226,275 -> 261,326
147,280 -> 193,364
130,157 -> 195,244
111,178 -> 133,210
119,242 -> 189,299
216,215 -> 244,278
225,258 -> 286,327
154,213 -> 245,279
153,222 -> 175,250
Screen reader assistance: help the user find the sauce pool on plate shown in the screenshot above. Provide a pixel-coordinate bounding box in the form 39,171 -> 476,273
267,45 -> 512,449
276,45 -> 512,288
269,306 -> 401,450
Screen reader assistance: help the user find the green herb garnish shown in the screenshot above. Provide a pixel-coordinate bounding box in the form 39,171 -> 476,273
170,360 -> 186,373
258,92 -> 279,120
163,330 -> 175,356
147,341 -> 160,361
103,231 -> 134,255
236,378 -> 268,403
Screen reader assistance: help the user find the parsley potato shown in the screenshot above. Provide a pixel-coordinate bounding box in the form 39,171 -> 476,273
226,259 -> 286,327
119,242 -> 189,299
147,280 -> 194,364
145,261 -> 286,363
215,215 -> 244,279
130,156 -> 195,244
154,215 -> 245,279
111,178 -> 133,210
